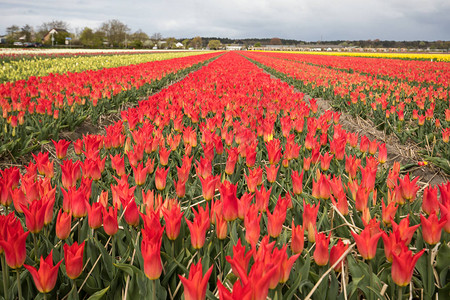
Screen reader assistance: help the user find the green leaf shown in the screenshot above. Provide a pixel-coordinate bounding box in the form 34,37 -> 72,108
438,281 -> 450,299
366,285 -> 387,300
436,243 -> 450,287
113,263 -> 144,277
87,286 -> 110,300
94,238 -> 114,280
67,283 -> 79,300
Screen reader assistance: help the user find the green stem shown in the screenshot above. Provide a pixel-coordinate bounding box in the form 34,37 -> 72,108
33,233 -> 39,261
276,284 -> 283,300
111,235 -> 116,262
171,240 -> 175,259
44,292 -> 48,300
398,285 -> 403,300
368,259 -> 374,300
78,218 -> 82,243
71,278 -> 77,295
220,239 -> 225,275
152,279 -> 156,300
428,244 -> 433,298
1,255 -> 9,300
16,269 -> 22,300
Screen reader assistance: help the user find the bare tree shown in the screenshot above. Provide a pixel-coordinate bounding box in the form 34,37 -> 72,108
21,24 -> 33,42
39,20 -> 70,32
99,19 -> 130,47
270,37 -> 282,45
191,36 -> 203,49
150,32 -> 162,42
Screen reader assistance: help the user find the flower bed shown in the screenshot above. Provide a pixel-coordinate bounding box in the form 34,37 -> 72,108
0,51 -> 449,299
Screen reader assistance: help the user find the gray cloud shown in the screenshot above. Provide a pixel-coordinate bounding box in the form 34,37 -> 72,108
1,0 -> 449,40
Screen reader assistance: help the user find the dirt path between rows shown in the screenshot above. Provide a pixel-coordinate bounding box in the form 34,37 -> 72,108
311,95 -> 449,188
257,62 -> 449,188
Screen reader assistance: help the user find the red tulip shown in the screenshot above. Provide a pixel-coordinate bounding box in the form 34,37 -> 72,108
179,259 -> 214,300
391,247 -> 424,287
265,164 -> 279,183
0,215 -> 29,269
244,205 -> 261,247
195,157 -> 212,179
330,239 -> 349,272
291,170 -> 303,195
255,185 -> 271,213
398,173 -> 419,202
103,206 -> 118,236
225,147 -> 239,175
351,227 -> 383,260
267,197 -> 287,238
88,202 -> 103,229
124,199 -> 140,227
60,159 -> 81,189
154,166 -> 169,191
381,231 -> 406,263
158,145 -> 171,166
173,178 -> 187,198
290,220 -> 304,254
215,211 -> 228,240
420,212 -> 447,245
331,192 -> 349,216
24,250 -> 62,294
320,152 -> 333,171
422,186 -> 439,215
245,142 -> 257,168
56,209 -> 72,240
141,212 -> 164,280
220,181 -> 239,222
177,157 -> 191,183
244,167 -> 261,193
237,192 -> 253,220
63,241 -> 85,279
439,202 -> 450,233
303,200 -> 319,242
279,246 -> 301,283
378,143 -> 387,164
266,139 -> 282,165
303,156 -> 312,171
162,201 -> 183,241
355,186 -> 370,212
314,231 -> 330,266
20,199 -> 46,234
391,215 -> 420,245
185,204 -> 210,249
345,155 -> 361,180
52,139 -> 71,160
110,154 -> 126,177
199,175 -> 219,201
226,239 -> 254,278
132,162 -> 149,186
381,199 -> 398,225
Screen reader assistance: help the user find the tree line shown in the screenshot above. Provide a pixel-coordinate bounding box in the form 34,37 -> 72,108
2,20 -> 216,49
2,19 -> 449,50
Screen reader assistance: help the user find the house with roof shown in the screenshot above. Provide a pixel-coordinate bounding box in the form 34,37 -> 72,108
43,28 -> 69,43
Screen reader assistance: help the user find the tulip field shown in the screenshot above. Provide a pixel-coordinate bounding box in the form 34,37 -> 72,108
0,50 -> 449,300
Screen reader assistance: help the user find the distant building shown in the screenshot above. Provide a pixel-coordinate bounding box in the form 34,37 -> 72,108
43,28 -> 69,43
226,44 -> 244,50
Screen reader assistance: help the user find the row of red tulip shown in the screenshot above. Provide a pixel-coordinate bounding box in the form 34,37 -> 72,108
0,51 -> 449,299
243,51 -> 450,166
0,52 -> 221,156
254,51 -> 450,87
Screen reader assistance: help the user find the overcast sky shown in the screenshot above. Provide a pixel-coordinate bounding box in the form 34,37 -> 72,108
1,0 -> 449,41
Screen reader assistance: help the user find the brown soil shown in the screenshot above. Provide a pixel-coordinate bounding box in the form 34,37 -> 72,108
311,95 -> 449,188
